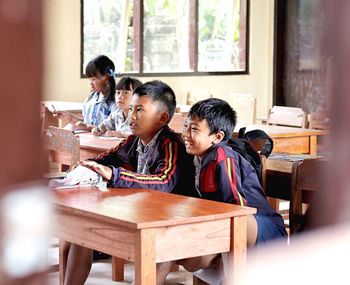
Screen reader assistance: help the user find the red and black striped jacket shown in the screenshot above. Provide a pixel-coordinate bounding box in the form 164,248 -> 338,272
199,141 -> 285,229
91,126 -> 197,197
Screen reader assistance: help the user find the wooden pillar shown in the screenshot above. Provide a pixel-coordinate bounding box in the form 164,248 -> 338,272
0,0 -> 45,284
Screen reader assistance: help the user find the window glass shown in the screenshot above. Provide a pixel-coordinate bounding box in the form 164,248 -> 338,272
83,0 -> 135,73
198,0 -> 244,71
143,0 -> 191,72
82,0 -> 248,75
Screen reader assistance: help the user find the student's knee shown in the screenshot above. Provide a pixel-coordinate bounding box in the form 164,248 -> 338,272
178,254 -> 218,272
247,214 -> 258,246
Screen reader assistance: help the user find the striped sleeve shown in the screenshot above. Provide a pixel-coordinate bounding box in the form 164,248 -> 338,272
109,138 -> 180,192
216,147 -> 247,206
91,136 -> 133,166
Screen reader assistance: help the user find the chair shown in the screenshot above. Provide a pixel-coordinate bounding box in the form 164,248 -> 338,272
266,106 -> 308,224
289,158 -> 328,235
186,89 -> 212,105
42,126 -> 80,273
309,110 -> 330,130
268,106 -> 307,128
308,110 -> 330,156
225,93 -> 257,123
42,126 -> 80,173
41,104 -> 59,130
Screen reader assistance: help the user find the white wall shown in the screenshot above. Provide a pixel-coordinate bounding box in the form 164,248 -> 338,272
43,0 -> 275,118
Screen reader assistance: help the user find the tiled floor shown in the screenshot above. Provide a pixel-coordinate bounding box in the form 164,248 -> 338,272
48,246 -> 193,285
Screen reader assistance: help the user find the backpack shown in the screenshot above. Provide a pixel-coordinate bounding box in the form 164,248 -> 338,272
227,127 -> 274,186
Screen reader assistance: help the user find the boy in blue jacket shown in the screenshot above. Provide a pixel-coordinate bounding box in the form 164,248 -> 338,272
158,98 -> 287,283
63,80 -> 196,285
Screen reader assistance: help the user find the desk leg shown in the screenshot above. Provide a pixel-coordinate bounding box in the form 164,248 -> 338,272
226,216 -> 248,285
310,135 -> 317,155
135,229 -> 156,285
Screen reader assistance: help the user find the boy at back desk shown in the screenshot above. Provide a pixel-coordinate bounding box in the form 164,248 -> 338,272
158,98 -> 287,284
62,80 -> 197,285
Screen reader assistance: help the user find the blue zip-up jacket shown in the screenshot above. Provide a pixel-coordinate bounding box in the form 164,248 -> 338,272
91,126 -> 198,197
198,141 -> 285,230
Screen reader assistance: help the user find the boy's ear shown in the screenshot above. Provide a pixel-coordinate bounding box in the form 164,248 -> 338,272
158,111 -> 170,126
212,131 -> 225,144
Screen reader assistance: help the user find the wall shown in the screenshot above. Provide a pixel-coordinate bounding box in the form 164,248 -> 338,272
282,0 -> 330,113
43,0 -> 275,118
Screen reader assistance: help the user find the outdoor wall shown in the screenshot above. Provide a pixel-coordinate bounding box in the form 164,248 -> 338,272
43,0 -> 275,118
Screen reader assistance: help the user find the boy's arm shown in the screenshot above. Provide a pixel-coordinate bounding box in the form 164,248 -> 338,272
108,139 -> 182,192
216,157 -> 247,206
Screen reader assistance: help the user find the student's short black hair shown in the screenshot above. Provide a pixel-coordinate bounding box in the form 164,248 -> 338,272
133,80 -> 176,121
189,98 -> 237,140
116,77 -> 142,91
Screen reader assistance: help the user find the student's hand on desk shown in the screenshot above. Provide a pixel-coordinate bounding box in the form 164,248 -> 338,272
73,121 -> 92,131
91,127 -> 103,136
53,110 -> 73,121
79,160 -> 112,180
105,130 -> 130,138
104,130 -> 122,137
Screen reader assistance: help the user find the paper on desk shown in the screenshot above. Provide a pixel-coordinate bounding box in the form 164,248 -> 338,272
48,165 -> 107,191
97,135 -> 122,139
269,153 -> 321,162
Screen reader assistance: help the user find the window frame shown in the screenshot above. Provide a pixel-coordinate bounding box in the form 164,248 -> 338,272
80,0 -> 250,77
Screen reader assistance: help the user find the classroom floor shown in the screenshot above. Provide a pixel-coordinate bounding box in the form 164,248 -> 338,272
48,245 -> 193,285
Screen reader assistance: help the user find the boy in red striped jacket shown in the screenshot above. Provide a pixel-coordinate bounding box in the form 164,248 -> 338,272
81,80 -> 196,196
161,98 -> 287,281
63,80 -> 197,285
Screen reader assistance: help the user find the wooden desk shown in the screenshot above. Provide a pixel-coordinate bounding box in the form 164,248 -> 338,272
78,133 -> 122,160
52,187 -> 256,285
53,133 -> 122,164
134,121 -> 326,155
43,101 -> 83,127
265,155 -> 322,200
234,123 -> 327,155
266,159 -> 295,200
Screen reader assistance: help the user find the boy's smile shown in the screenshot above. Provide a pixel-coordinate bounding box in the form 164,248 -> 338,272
182,116 -> 218,157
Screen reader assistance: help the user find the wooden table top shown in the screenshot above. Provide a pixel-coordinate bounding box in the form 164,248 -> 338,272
234,123 -> 327,138
43,100 -> 83,112
77,133 -> 123,151
52,187 -> 256,230
267,154 -> 324,175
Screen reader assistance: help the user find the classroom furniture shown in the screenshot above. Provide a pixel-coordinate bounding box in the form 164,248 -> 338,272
42,126 -> 80,173
265,155 -> 323,225
78,133 -> 123,160
52,187 -> 256,285
42,100 -> 83,127
165,118 -> 326,155
168,113 -> 185,134
186,89 -> 212,105
65,125 -> 326,166
41,104 -> 59,130
225,93 -> 257,123
42,126 -> 80,273
268,106 -> 307,128
308,110 -> 330,130
234,123 -> 326,155
289,158 -> 328,235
